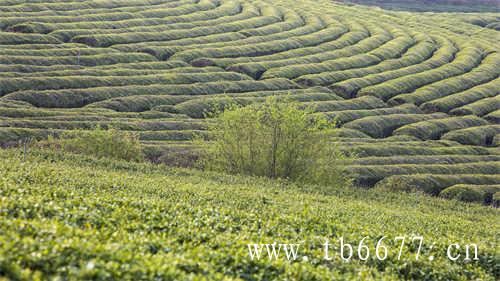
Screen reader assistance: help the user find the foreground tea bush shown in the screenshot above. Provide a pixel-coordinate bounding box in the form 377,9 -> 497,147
197,97 -> 353,186
45,127 -> 143,162
0,149 -> 497,280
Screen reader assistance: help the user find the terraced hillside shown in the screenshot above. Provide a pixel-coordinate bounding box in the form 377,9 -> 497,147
0,0 -> 499,202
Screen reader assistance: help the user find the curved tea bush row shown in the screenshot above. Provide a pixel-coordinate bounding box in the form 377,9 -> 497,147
0,31 -> 62,44
0,46 -> 118,56
1,0 -> 199,25
348,162 -> 500,187
494,134 -> 500,147
100,85 -> 335,112
259,24 -> 398,80
3,78 -> 300,108
293,33 -> 436,87
442,125 -> 500,146
211,19 -> 365,68
173,18 -> 349,63
0,106 -> 176,120
375,174 -> 500,195
85,95 -> 193,112
0,52 -> 157,67
0,127 -> 204,142
4,0 -> 218,33
346,144 -> 495,157
106,3 -> 266,52
357,44 -> 486,101
0,60 -> 192,76
393,115 -> 489,140
159,13 -> 327,61
319,104 -> 421,125
0,72 -> 251,96
0,0 -> 175,13
0,65 -> 225,78
45,1 -> 245,41
0,0 -> 220,30
335,139 -> 457,147
306,96 -> 386,112
440,184 -> 500,204
0,118 -> 206,131
343,113 -> 447,138
449,95 -> 500,116
352,155 -> 500,165
168,92 -> 343,118
330,35 -> 457,98
388,53 -> 500,105
419,77 -> 500,113
71,6 -> 282,47
293,30 -> 417,85
484,109 -> 499,123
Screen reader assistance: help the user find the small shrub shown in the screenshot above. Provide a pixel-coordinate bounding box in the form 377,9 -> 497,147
46,127 -> 143,162
196,96 -> 353,187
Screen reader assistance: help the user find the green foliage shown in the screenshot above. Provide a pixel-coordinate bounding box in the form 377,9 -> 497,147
197,97 -> 353,186
440,184 -> 500,204
46,127 -> 143,162
0,149 -> 498,280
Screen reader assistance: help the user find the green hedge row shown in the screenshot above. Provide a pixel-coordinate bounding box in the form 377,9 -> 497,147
72,8 -> 281,47
0,52 -> 156,67
169,92 -> 343,118
4,0 -> 205,33
349,162 -> 500,187
346,144 -> 494,157
0,106 -> 175,120
450,95 -> 500,116
357,44 -> 487,101
106,86 -> 335,113
0,0 -> 218,30
375,174 -> 500,195
217,20 -> 365,77
260,23 -> 395,80
319,104 -> 421,125
293,30 -> 417,85
388,53 -> 500,105
0,31 -> 61,44
420,77 -> 499,113
440,184 -> 500,204
330,35 -> 456,98
0,119 -> 206,131
0,46 -> 117,56
293,33 -> 436,87
308,95 -> 386,112
442,125 -> 500,146
0,0 -> 172,13
0,72 -> 251,96
154,12 -> 324,61
393,115 -> 489,140
343,113 -> 447,138
352,155 -> 500,165
4,78 -> 300,108
484,109 -> 499,123
172,17 -> 347,63
0,60 -> 190,75
46,1 -> 244,42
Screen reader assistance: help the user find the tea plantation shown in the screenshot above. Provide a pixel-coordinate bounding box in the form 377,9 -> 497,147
0,0 -> 499,203
0,148 -> 499,280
